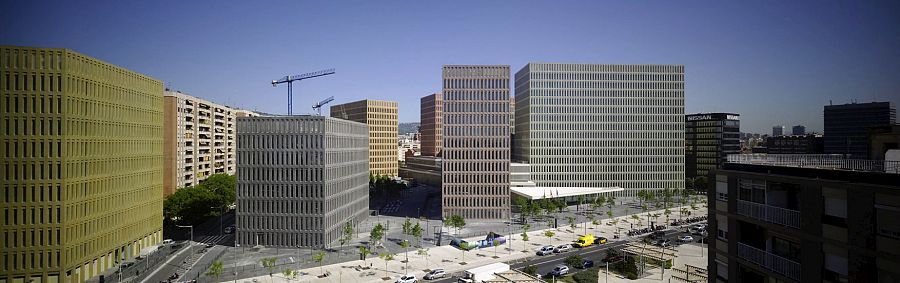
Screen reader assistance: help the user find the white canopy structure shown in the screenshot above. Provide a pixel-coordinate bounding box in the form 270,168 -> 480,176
511,186 -> 624,200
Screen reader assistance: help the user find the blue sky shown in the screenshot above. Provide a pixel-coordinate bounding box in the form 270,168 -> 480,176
3,0 -> 899,133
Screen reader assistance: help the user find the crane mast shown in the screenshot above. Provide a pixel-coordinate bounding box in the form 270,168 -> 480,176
271,68 -> 335,115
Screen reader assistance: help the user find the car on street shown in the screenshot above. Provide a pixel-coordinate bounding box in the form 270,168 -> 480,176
224,226 -> 235,234
678,235 -> 694,243
537,245 -> 555,256
578,259 -> 595,269
395,274 -> 417,283
205,243 -> 215,248
424,269 -> 446,280
654,239 -> 671,247
597,237 -> 608,244
554,244 -> 572,253
550,265 -> 570,276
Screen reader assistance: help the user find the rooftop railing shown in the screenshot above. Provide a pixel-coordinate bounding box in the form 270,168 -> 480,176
727,154 -> 900,174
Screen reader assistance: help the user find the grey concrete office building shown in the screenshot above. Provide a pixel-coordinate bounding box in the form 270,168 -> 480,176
824,102 -> 896,158
441,65 -> 511,220
513,63 -> 685,197
235,116 -> 369,247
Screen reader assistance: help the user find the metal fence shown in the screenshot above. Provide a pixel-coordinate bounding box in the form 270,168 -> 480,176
727,154 -> 900,174
736,242 -> 801,281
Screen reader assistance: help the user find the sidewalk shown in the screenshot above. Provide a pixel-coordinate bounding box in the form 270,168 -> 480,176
228,204 -> 706,283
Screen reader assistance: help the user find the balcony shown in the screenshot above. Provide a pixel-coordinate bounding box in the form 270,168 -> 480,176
728,154 -> 900,174
737,200 -> 801,229
737,242 -> 801,281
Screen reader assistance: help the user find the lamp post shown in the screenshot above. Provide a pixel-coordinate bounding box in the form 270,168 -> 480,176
233,244 -> 239,283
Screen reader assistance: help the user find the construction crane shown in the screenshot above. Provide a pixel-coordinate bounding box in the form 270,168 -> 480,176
271,68 -> 335,115
312,96 -> 334,116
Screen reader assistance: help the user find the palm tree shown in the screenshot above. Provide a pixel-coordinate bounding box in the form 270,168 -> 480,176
378,253 -> 395,278
205,260 -> 223,282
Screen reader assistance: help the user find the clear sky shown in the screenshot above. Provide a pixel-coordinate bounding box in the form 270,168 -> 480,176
3,0 -> 899,133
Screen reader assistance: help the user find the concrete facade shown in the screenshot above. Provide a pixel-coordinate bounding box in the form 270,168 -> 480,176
441,65 -> 511,220
420,93 -> 442,157
709,157 -> 900,282
513,63 -> 685,198
331,99 -> 399,176
686,113 -> 740,178
235,116 -> 369,248
163,91 -> 237,196
0,46 -> 164,283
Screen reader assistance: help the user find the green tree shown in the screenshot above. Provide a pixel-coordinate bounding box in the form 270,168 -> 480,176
556,199 -> 567,213
359,246 -> 373,265
492,239 -> 502,258
544,230 -> 555,246
205,260 -> 223,281
411,222 -> 424,247
694,176 -> 709,193
400,240 -> 410,270
198,173 -> 237,206
370,223 -> 385,247
261,257 -> 278,283
445,214 -> 466,235
516,198 -> 530,222
565,254 -> 584,268
402,218 -> 413,239
340,221 -> 353,253
163,186 -> 221,225
567,216 -> 576,230
312,251 -> 326,276
521,224 -> 530,251
576,195 -> 585,211
378,253 -> 395,278
282,269 -> 297,282
523,265 -> 538,277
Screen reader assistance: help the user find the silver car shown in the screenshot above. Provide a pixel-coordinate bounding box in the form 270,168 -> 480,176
424,269 -> 446,280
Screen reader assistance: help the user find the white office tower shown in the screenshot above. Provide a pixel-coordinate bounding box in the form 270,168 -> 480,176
441,65 -> 511,220
513,63 -> 685,197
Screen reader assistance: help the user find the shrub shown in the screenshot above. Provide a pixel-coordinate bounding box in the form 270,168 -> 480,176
571,267 -> 598,283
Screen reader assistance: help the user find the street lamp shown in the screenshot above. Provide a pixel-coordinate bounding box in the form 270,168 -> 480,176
233,244 -> 239,283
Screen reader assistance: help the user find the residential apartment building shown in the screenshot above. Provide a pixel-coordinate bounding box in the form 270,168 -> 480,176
824,102 -> 896,158
1,46 -> 164,283
331,99 -> 399,176
709,154 -> 900,282
766,134 -> 824,154
442,65 -> 511,219
513,63 -> 685,197
686,113 -> 740,178
420,93 -> 442,157
163,91 -> 236,196
235,116 -> 369,247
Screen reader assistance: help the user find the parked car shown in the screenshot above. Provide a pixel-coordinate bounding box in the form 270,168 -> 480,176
205,243 -> 215,248
678,235 -> 694,243
550,265 -> 570,276
654,239 -> 671,247
537,245 -> 555,256
424,269 -> 446,280
579,260 -> 595,269
554,244 -> 572,253
596,237 -> 608,244
224,226 -> 235,234
395,274 -> 417,283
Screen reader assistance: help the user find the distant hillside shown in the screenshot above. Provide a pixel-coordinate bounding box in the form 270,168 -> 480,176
399,122 -> 420,135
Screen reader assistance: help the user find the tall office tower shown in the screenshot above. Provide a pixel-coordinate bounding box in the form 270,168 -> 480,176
685,113 -> 741,178
442,65 -> 511,219
792,125 -> 806,135
709,154 -> 900,282
824,102 -> 896,158
0,46 -> 164,283
163,91 -> 236,196
420,93 -> 443,157
331,99 -> 399,176
235,116 -> 369,247
772,125 -> 785,137
513,63 -> 685,197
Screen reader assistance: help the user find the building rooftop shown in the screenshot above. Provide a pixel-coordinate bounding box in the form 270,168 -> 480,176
722,154 -> 900,186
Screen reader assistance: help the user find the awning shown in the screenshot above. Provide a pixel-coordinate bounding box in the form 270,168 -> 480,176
511,186 -> 624,200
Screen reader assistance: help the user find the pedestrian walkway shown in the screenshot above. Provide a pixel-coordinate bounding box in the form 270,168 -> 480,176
226,204 -> 707,283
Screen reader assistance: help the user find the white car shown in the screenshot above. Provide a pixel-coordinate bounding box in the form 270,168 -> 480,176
551,265 -> 570,276
679,235 -> 694,242
537,245 -> 555,256
424,269 -> 446,280
395,274 -> 417,283
554,244 -> 572,253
